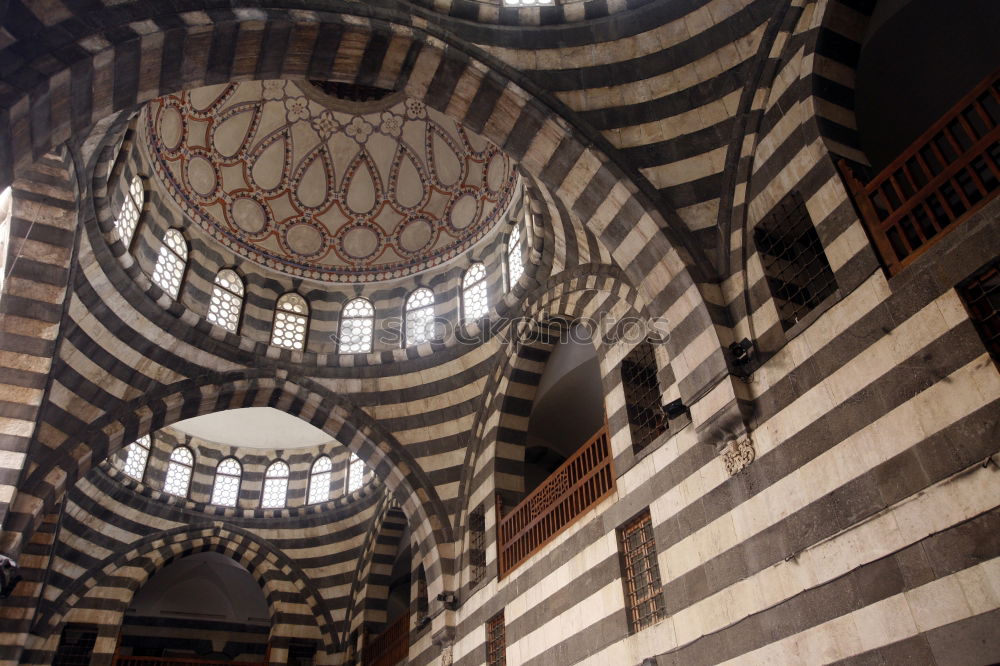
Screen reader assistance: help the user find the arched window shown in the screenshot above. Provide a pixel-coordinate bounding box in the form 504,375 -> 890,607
116,175 -> 144,248
151,228 -> 188,298
207,269 -> 244,333
211,457 -> 242,507
507,225 -> 524,288
339,297 -> 374,354
163,446 -> 194,497
308,456 -> 333,505
261,460 -> 289,509
404,288 -> 435,346
272,293 -> 309,350
345,452 -> 364,494
122,434 -> 151,481
462,263 -> 488,323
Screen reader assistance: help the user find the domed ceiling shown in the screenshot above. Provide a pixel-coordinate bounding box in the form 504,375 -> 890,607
142,80 -> 518,283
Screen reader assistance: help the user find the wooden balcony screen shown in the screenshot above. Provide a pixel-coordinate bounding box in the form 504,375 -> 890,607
497,425 -> 615,578
841,68 -> 1000,275
362,612 -> 410,666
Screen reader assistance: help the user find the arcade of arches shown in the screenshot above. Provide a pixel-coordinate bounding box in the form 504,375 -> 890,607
0,0 -> 998,664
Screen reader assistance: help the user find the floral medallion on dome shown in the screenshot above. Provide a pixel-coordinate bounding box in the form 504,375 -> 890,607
143,81 -> 518,282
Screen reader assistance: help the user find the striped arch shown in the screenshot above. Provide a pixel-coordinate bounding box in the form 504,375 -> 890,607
1,371 -> 454,612
348,501 -> 410,639
29,524 -> 334,664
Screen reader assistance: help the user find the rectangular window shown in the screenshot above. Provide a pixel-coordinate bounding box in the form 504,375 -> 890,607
52,624 -> 98,666
485,611 -> 506,666
754,191 -> 838,331
469,504 -> 487,588
621,341 -> 667,454
958,258 -> 1000,366
618,511 -> 666,633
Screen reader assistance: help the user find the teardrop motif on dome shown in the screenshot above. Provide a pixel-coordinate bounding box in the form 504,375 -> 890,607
157,103 -> 185,154
485,151 -> 508,194
390,143 -> 428,210
343,151 -> 383,216
458,125 -> 490,159
427,123 -> 465,188
187,83 -> 238,117
249,129 -> 291,192
212,103 -> 261,159
293,146 -> 335,210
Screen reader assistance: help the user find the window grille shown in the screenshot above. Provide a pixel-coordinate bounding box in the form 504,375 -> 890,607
163,446 -> 194,497
469,504 -> 486,588
485,611 -> 506,666
506,225 -> 524,289
462,263 -> 489,323
122,434 -> 151,481
621,341 -> 667,454
958,258 -> 1000,366
273,293 -> 309,350
207,269 -> 244,333
52,624 -> 98,666
261,460 -> 289,508
308,456 -> 333,504
345,452 -> 364,494
151,228 -> 188,298
618,511 -> 666,633
211,457 -> 242,507
340,297 -> 374,353
116,175 -> 143,247
753,191 -> 837,331
405,288 -> 436,346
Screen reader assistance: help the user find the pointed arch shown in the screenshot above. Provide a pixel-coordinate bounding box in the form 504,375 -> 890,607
207,268 -> 245,333
273,292 -> 309,350
262,460 -> 290,509
151,228 -> 187,298
404,288 -> 435,346
340,297 -> 375,353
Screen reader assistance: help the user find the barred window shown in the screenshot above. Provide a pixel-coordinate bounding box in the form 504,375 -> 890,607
957,258 -> 1000,366
753,191 -> 837,331
462,263 -> 488,323
122,434 -> 151,481
163,446 -> 194,497
207,269 -> 244,333
340,297 -> 374,354
405,288 -> 436,346
485,611 -> 506,666
261,460 -> 289,509
151,228 -> 188,298
345,452 -> 364,494
272,293 -> 309,350
308,456 -> 332,505
115,175 -> 144,248
506,225 -> 524,289
622,341 -> 667,454
52,624 -> 98,666
211,457 -> 242,507
618,510 -> 666,633
468,504 -> 486,588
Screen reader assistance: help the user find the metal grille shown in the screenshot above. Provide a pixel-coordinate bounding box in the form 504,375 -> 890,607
469,505 -> 486,588
619,511 -> 666,633
621,341 -> 666,453
958,258 -> 1000,366
485,611 -> 506,666
53,624 -> 98,666
753,191 -> 838,331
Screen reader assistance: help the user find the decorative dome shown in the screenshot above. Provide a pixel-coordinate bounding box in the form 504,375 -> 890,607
142,80 -> 518,283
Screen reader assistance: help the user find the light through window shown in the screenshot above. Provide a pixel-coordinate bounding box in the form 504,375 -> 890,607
272,293 -> 309,350
405,288 -> 435,346
163,446 -> 194,497
339,298 -> 374,354
211,458 -> 242,507
462,263 -> 488,323
345,452 -> 364,493
116,175 -> 144,247
261,460 -> 289,508
0,186 -> 11,299
507,225 -> 523,288
151,228 -> 187,298
207,269 -> 244,332
122,434 -> 151,481
308,456 -> 333,504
